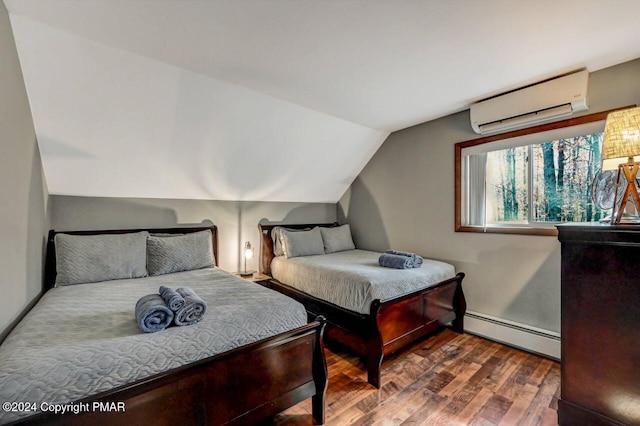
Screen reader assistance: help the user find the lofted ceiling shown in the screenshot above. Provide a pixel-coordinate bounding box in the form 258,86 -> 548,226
5,0 -> 640,202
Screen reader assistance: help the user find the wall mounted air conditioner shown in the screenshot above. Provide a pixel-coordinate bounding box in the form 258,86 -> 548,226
470,70 -> 589,135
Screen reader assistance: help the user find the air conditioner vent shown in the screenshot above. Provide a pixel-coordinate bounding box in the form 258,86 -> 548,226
470,70 -> 589,135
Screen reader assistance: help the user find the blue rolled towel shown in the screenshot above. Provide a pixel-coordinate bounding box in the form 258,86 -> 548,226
378,253 -> 414,269
135,294 -> 174,333
159,285 -> 185,312
174,287 -> 207,326
385,250 -> 423,268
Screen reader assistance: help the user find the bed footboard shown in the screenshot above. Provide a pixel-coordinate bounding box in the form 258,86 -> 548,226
9,319 -> 327,426
261,273 -> 466,389
367,272 -> 466,387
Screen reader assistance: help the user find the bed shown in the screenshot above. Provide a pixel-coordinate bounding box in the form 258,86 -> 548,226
258,222 -> 466,388
0,226 -> 327,426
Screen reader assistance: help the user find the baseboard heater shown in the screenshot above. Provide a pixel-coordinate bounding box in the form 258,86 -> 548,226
464,311 -> 560,360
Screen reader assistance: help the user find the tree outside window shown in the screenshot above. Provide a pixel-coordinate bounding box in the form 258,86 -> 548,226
485,133 -> 604,225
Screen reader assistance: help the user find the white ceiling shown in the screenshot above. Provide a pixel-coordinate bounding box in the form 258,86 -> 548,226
5,0 -> 640,202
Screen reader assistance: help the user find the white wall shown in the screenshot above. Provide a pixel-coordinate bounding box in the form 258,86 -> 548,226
0,1 -> 49,338
10,14 -> 388,203
339,59 -> 640,339
50,196 -> 335,273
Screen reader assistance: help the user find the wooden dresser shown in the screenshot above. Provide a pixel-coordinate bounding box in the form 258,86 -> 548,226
557,224 -> 640,426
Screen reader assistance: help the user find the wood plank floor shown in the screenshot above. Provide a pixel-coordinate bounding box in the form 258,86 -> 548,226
269,329 -> 560,426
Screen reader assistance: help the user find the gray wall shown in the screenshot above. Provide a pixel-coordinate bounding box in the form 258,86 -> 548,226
0,3 -> 50,336
339,58 -> 640,333
50,196 -> 335,273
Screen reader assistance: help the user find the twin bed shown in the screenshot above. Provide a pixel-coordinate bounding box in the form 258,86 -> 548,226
0,226 -> 327,425
258,223 -> 466,388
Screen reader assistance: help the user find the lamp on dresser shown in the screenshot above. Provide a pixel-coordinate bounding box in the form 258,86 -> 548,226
601,107 -> 640,223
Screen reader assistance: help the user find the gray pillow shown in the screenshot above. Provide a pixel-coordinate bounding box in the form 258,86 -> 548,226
55,232 -> 149,286
147,230 -> 215,276
271,226 -> 309,256
320,224 -> 356,254
281,227 -> 325,258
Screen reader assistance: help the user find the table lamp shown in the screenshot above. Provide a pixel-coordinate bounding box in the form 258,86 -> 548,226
601,107 -> 640,224
241,241 -> 254,277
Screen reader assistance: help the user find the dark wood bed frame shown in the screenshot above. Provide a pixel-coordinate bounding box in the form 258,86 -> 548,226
10,226 -> 327,426
258,222 -> 466,389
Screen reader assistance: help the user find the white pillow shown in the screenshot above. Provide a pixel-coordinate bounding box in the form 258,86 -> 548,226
320,224 -> 355,254
281,227 -> 325,258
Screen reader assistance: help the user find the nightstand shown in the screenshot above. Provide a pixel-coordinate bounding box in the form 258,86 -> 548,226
232,272 -> 270,282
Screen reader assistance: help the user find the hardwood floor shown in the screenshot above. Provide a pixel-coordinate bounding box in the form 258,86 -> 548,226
269,329 -> 560,425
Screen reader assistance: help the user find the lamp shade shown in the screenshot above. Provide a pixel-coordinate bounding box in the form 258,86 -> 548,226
601,107 -> 640,171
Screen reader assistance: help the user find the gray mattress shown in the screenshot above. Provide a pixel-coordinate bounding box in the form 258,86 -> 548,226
271,249 -> 456,315
0,267 -> 306,424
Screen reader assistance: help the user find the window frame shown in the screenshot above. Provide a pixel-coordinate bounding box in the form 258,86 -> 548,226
454,106 -> 633,236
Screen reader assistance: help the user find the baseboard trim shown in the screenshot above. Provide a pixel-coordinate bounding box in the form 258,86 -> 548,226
464,311 -> 560,360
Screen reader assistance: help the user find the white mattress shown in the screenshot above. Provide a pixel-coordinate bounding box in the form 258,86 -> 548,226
271,249 -> 456,315
0,267 -> 306,424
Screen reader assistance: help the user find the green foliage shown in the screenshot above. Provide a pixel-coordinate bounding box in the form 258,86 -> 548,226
486,132 -> 604,224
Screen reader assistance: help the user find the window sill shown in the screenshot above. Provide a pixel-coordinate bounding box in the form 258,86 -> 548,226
455,225 -> 558,236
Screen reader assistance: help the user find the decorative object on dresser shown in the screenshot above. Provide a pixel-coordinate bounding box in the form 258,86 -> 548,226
4,225 -> 328,426
557,223 -> 640,426
601,106 -> 640,224
258,222 -> 466,389
591,169 -> 625,222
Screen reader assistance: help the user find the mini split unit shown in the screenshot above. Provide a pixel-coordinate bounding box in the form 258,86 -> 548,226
470,70 -> 589,135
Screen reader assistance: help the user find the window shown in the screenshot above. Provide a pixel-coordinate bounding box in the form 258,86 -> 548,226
483,133 -> 605,225
455,108 -> 628,236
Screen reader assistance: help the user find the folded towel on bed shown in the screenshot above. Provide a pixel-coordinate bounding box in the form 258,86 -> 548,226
174,287 -> 207,326
385,250 -> 423,268
159,285 -> 185,312
135,294 -> 174,333
378,253 -> 414,269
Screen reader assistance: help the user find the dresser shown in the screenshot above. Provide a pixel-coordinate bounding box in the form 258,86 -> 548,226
557,224 -> 640,426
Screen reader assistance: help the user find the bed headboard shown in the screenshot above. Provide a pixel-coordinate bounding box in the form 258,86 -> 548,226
258,222 -> 338,276
44,225 -> 219,292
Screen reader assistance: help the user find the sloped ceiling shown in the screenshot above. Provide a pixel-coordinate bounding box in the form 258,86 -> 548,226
5,0 -> 640,202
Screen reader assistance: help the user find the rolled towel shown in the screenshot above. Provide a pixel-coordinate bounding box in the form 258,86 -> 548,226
385,250 -> 424,268
135,294 -> 174,333
159,285 -> 185,312
378,253 -> 414,269
174,287 -> 207,326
